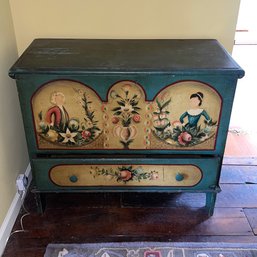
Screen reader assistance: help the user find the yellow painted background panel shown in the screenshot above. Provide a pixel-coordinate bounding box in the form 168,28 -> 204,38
50,164 -> 202,187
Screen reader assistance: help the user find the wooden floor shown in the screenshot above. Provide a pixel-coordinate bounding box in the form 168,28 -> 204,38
3,131 -> 257,257
225,131 -> 257,157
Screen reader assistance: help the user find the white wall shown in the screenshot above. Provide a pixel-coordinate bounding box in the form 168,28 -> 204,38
0,0 -> 29,225
9,0 -> 241,55
235,0 -> 257,44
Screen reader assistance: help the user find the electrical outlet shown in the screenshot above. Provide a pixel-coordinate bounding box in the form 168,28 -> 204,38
16,174 -> 28,192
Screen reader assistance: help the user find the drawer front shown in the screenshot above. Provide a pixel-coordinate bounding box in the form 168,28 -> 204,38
50,164 -> 202,187
31,157 -> 220,192
30,79 -> 222,152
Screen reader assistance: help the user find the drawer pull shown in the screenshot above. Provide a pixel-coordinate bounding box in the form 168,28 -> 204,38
69,175 -> 78,183
175,173 -> 184,181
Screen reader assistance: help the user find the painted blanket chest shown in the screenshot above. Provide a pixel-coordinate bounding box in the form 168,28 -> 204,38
9,39 -> 244,215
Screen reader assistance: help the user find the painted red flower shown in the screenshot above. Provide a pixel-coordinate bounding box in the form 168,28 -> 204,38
119,170 -> 132,181
82,130 -> 91,139
133,114 -> 141,123
112,116 -> 119,124
150,172 -> 159,180
178,132 -> 192,146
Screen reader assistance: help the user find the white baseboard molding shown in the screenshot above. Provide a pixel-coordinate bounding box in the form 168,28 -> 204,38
0,163 -> 31,257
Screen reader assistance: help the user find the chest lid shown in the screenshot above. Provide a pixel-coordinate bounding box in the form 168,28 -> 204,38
9,39 -> 244,78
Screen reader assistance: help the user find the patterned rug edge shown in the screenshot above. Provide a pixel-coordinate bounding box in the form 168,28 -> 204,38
46,241 -> 257,248
44,242 -> 257,257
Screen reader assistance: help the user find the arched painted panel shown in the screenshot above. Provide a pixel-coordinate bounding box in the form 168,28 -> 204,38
31,80 -> 104,149
31,80 -> 221,150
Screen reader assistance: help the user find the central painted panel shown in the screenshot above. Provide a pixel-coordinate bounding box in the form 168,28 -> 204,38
31,80 -> 221,150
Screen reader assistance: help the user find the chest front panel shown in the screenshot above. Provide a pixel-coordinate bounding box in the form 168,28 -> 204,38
29,78 -> 224,152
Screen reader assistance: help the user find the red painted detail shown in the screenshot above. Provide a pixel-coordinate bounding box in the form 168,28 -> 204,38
144,251 -> 162,257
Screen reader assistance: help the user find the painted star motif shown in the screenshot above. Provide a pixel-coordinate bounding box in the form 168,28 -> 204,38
59,128 -> 77,143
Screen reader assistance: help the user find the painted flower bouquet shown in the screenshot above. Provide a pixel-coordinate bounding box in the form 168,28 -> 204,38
152,97 -> 217,147
152,97 -> 172,140
38,92 -> 101,146
111,85 -> 142,149
90,165 -> 159,183
172,124 -> 206,146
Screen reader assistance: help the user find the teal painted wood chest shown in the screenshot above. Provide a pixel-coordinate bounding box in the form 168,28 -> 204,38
9,39 -> 244,215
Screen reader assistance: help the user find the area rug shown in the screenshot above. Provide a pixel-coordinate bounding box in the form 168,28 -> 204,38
44,242 -> 257,257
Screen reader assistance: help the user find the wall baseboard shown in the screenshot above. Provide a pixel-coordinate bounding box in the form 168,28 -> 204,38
0,163 -> 31,257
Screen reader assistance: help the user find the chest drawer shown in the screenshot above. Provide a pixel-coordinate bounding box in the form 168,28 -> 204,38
31,156 -> 220,192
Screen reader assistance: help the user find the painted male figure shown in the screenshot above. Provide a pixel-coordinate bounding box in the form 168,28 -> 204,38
45,91 -> 69,131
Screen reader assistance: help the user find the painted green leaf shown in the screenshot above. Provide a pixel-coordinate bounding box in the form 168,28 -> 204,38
117,100 -> 126,106
156,98 -> 162,109
161,98 -> 171,109
112,107 -> 121,112
130,101 -> 139,106
114,111 -> 122,116
154,126 -> 165,132
93,126 -> 101,131
38,111 -> 43,121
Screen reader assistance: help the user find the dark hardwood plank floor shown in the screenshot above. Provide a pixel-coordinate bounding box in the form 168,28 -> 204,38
244,208 -> 257,235
3,161 -> 257,257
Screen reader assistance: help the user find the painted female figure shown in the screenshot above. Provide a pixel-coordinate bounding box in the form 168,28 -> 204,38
179,92 -> 210,128
45,91 -> 69,131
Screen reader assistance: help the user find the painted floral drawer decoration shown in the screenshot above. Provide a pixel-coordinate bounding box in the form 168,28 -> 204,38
91,165 -> 159,183
49,164 -> 202,187
32,80 -> 221,150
